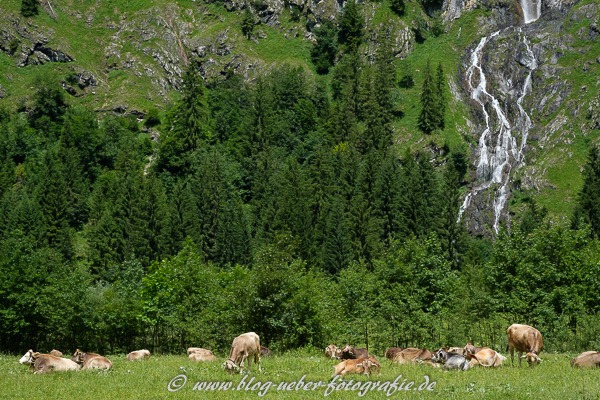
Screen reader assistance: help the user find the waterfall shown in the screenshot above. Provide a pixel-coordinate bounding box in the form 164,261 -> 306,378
458,31 -> 538,233
521,0 -> 542,24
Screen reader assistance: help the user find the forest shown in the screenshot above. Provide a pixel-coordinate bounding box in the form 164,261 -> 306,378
2,5 -> 600,356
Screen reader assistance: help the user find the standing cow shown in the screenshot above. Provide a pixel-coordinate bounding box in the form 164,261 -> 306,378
506,324 -> 543,366
223,332 -> 261,374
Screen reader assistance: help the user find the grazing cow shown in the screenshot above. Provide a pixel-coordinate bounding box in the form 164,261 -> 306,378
19,350 -> 79,374
506,324 -> 543,366
384,347 -> 402,360
432,348 -> 470,371
571,351 -> 600,368
50,350 -> 63,358
260,346 -> 272,357
71,349 -> 113,370
332,356 -> 381,377
391,348 -> 433,364
325,345 -> 342,359
223,332 -> 261,374
340,345 -> 369,360
189,349 -> 217,362
468,348 -> 506,368
464,343 -> 489,355
126,350 -> 151,361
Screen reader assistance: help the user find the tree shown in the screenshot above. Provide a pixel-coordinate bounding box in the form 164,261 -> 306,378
21,0 -> 38,17
311,21 -> 338,74
390,0 -> 405,16
418,59 -> 437,134
338,0 -> 363,53
434,62 -> 446,130
572,146 -> 600,237
241,7 -> 255,39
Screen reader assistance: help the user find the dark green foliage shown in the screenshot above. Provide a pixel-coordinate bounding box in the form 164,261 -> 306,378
418,59 -> 445,133
310,21 -> 338,74
144,107 -> 161,127
241,7 -> 255,39
390,0 -> 405,16
21,0 -> 38,17
9,38 -> 20,55
338,0 -> 363,53
572,146 -> 600,238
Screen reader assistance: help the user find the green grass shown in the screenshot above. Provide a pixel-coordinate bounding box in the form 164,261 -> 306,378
3,351 -> 600,399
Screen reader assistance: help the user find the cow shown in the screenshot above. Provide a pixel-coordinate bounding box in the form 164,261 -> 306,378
19,350 -> 79,374
71,349 -> 113,370
467,348 -> 506,368
506,324 -> 543,366
189,349 -> 217,362
432,348 -> 470,371
332,356 -> 381,377
50,350 -> 63,358
448,347 -> 469,357
571,351 -> 600,368
391,348 -> 433,364
325,344 -> 342,359
223,332 -> 261,374
126,350 -> 151,361
260,346 -> 272,357
384,347 -> 403,360
340,345 -> 369,360
464,343 -> 489,355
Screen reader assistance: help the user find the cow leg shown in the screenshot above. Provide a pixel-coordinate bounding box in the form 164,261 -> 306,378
255,353 -> 261,372
518,351 -> 523,367
240,354 -> 247,374
247,353 -> 252,372
509,346 -> 514,366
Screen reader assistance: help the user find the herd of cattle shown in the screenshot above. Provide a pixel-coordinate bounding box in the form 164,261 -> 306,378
16,324 -> 600,375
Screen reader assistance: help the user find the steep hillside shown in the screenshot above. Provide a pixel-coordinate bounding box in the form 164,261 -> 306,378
0,0 -> 598,234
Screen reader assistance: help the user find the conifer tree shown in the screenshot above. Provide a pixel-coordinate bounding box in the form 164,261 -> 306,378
434,62 -> 446,130
241,7 -> 255,39
311,21 -> 338,74
21,0 -> 38,17
338,0 -> 363,53
418,58 -> 437,134
321,194 -> 351,274
572,146 -> 600,237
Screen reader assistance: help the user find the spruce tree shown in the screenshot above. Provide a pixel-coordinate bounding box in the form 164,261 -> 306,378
572,146 -> 600,237
311,21 -> 338,75
418,58 -> 437,134
435,62 -> 446,130
21,0 -> 38,17
241,7 -> 255,39
338,0 -> 363,53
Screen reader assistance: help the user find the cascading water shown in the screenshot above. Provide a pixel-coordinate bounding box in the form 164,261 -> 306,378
521,0 -> 542,24
458,29 -> 538,233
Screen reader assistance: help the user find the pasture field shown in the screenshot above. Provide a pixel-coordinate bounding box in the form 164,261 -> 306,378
1,350 -> 599,399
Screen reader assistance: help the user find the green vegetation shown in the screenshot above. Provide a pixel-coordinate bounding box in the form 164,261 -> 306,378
3,352 -> 600,399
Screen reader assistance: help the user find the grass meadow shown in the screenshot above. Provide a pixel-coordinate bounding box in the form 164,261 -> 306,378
2,350 -> 600,399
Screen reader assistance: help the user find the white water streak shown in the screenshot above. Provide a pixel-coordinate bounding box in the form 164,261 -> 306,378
521,0 -> 542,24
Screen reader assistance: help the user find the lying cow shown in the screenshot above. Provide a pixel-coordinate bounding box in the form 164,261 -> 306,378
468,348 -> 506,368
507,324 -> 543,366
224,332 -> 261,374
126,350 -> 151,361
448,347 -> 468,357
432,348 -> 470,371
50,350 -> 63,358
384,347 -> 402,360
341,345 -> 369,360
189,349 -> 217,362
19,350 -> 79,374
391,348 -> 433,364
325,345 -> 342,359
571,351 -> 600,368
332,356 -> 381,377
260,346 -> 272,357
71,349 -> 113,370
464,343 -> 489,355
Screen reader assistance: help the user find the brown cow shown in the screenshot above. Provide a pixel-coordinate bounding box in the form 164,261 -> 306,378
260,346 -> 272,357
325,344 -> 342,359
341,345 -> 369,360
50,349 -> 63,358
448,347 -> 468,356
571,351 -> 600,368
126,350 -> 151,361
189,349 -> 217,362
464,343 -> 489,355
392,348 -> 433,364
19,350 -> 79,374
507,324 -> 543,366
332,356 -> 381,377
71,349 -> 113,370
384,347 -> 402,360
223,332 -> 261,374
468,348 -> 506,367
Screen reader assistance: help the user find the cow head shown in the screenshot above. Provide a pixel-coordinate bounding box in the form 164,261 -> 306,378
432,348 -> 449,363
341,345 -> 355,358
223,359 -> 240,374
19,350 -> 38,365
362,357 -> 381,375
521,352 -> 541,366
325,345 -> 341,359
71,349 -> 84,365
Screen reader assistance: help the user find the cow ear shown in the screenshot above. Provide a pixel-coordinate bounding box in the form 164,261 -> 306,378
520,355 -> 527,358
